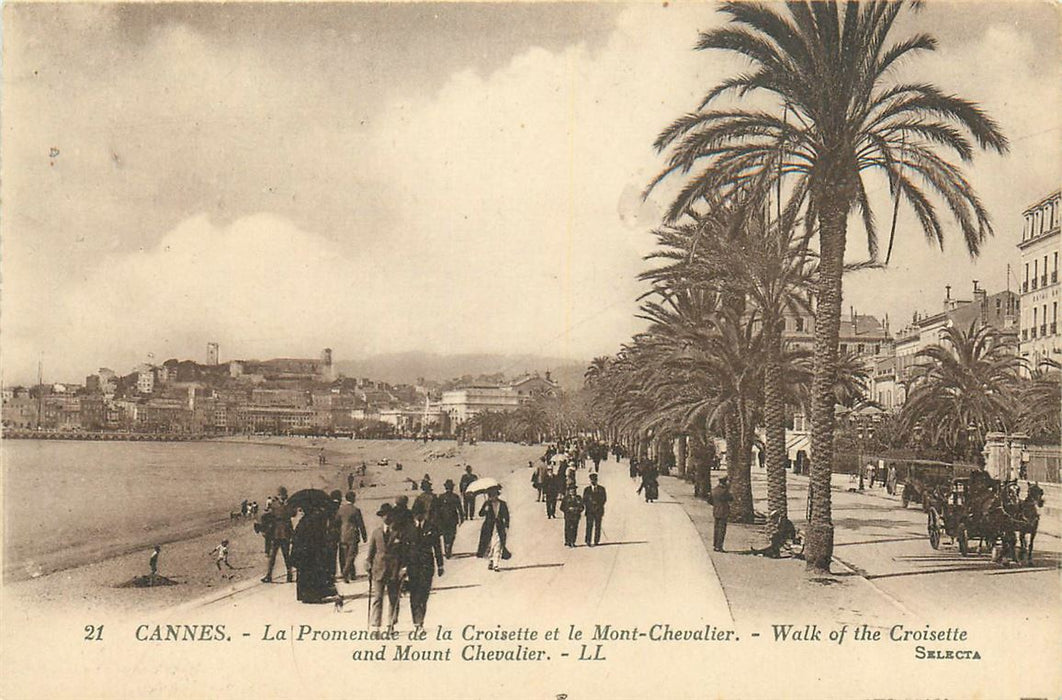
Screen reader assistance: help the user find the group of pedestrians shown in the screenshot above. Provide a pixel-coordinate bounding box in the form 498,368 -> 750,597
534,442 -> 609,548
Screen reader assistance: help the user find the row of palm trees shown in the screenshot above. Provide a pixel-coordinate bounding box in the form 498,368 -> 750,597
594,1 -> 1009,572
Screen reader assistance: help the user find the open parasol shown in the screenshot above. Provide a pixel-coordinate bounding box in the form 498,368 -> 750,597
465,477 -> 501,494
286,488 -> 333,511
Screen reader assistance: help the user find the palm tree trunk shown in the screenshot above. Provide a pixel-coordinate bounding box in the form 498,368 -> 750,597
805,201 -> 849,572
725,408 -> 755,523
763,322 -> 788,519
676,434 -> 688,478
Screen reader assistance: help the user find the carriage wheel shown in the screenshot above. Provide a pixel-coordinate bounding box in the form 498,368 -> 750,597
957,524 -> 969,556
928,509 -> 941,550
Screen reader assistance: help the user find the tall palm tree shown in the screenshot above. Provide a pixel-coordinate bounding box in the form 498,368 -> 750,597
643,203 -> 814,520
648,1 -> 1007,570
899,322 -> 1022,460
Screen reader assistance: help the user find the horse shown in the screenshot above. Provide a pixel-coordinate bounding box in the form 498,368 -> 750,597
1015,483 -> 1045,565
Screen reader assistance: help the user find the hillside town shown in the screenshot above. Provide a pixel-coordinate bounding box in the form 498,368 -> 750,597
0,346 -> 559,439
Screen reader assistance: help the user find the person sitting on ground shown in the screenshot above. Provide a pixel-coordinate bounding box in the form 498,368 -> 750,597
751,510 -> 800,558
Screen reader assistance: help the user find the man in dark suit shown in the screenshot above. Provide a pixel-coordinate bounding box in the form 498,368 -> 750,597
583,472 -> 607,546
261,486 -> 294,583
435,479 -> 464,558
337,491 -> 367,582
710,477 -> 733,552
366,503 -> 408,634
459,465 -> 478,520
543,467 -> 562,519
406,501 -> 444,632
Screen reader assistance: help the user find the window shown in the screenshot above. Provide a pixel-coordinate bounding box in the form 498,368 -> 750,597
795,317 -> 804,332
840,344 -> 848,353
857,344 -> 865,355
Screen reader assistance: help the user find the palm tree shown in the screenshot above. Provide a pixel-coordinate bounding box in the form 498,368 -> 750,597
899,322 -> 1022,460
648,1 -> 1007,570
1018,358 -> 1061,444
584,356 -> 612,388
643,204 -> 814,520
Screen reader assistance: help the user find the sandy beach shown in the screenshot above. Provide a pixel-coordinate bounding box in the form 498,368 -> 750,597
1,438 -> 541,615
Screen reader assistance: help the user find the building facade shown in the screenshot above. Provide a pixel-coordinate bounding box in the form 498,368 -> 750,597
1018,190 -> 1060,369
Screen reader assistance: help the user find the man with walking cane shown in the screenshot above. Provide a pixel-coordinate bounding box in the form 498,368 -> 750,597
366,503 -> 407,636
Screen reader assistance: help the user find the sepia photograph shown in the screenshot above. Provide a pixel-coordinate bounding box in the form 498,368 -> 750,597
1,1 -> 1059,698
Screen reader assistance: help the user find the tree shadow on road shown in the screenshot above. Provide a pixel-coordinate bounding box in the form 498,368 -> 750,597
834,536 -> 927,547
588,540 -> 649,548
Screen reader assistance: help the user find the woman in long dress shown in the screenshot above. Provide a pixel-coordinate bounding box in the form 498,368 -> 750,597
290,504 -> 340,603
476,486 -> 510,571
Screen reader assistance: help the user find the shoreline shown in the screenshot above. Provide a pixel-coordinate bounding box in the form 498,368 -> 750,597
1,438 -> 542,614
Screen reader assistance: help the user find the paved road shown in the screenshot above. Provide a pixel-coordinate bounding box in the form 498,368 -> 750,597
146,459 -> 733,697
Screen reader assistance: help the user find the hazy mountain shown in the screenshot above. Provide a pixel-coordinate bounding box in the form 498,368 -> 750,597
334,352 -> 588,389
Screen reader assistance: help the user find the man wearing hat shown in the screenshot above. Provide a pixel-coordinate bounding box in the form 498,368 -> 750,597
435,479 -> 464,558
413,477 -> 436,526
337,491 -> 367,582
459,465 -> 478,521
261,486 -> 294,583
710,477 -> 733,552
366,503 -> 407,634
406,500 -> 444,631
582,472 -> 607,547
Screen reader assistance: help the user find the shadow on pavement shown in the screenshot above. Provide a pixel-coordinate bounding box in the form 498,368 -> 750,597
587,540 -> 649,548
835,536 -> 927,547
497,563 -> 564,572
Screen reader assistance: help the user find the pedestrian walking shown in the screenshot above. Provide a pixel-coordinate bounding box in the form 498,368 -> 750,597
534,461 -> 549,502
583,473 -> 607,547
261,487 -> 294,583
347,472 -> 355,491
413,478 -> 436,525
459,465 -> 478,520
476,486 -> 510,571
407,500 -> 444,632
149,545 -> 161,578
560,486 -> 584,547
710,477 -> 732,552
544,467 -> 562,519
337,491 -> 368,582
366,503 -> 407,634
637,464 -> 659,503
290,501 -> 340,604
435,479 -> 464,558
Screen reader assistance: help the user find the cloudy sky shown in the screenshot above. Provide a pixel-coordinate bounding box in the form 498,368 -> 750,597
2,1 -> 1058,384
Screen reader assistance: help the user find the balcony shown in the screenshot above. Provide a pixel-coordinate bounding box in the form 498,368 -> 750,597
1031,327 -> 1038,338
1023,281 -> 1029,293
1042,275 -> 1049,287
1022,329 -> 1029,340
1032,278 -> 1039,290
1043,324 -> 1049,337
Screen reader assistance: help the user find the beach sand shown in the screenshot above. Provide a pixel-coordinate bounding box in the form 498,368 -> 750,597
2,438 -> 541,615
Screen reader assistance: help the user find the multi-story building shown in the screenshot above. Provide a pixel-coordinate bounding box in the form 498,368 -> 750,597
1018,190 -> 1060,369
784,308 -> 892,360
886,281 -> 1020,410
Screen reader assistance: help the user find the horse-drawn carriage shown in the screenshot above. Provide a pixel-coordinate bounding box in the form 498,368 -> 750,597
900,461 -> 967,510
925,470 -> 1045,564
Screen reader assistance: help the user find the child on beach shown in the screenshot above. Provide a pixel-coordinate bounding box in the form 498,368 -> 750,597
210,539 -> 235,574
149,545 -> 161,577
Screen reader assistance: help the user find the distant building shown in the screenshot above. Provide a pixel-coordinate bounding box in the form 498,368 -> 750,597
136,365 -> 155,394
784,308 -> 892,361
1018,190 -> 1060,369
887,281 -> 1020,410
207,342 -> 220,366
508,371 -> 559,398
